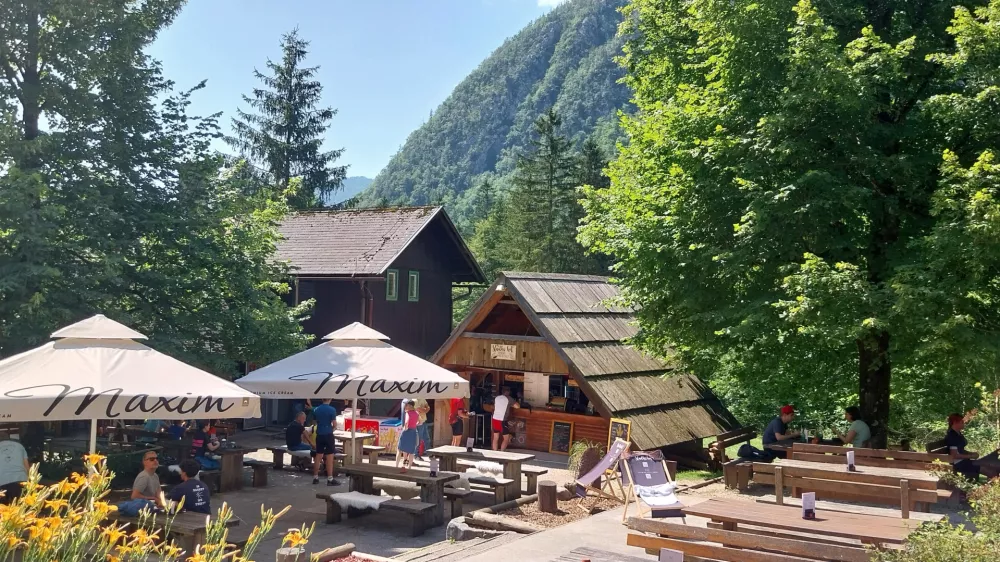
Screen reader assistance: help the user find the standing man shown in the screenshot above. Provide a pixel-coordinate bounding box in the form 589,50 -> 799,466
762,405 -> 800,458
449,396 -> 469,446
0,438 -> 29,505
491,387 -> 519,451
312,399 -> 340,486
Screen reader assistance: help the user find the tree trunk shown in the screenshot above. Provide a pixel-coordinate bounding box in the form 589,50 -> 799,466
857,330 -> 891,448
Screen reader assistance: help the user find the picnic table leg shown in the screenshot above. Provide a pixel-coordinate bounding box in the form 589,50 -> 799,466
220,453 -> 243,493
420,482 -> 445,527
438,456 -> 457,472
272,450 -> 284,470
502,461 -> 522,500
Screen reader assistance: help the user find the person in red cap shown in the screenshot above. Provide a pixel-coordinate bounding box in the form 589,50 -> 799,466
762,405 -> 800,458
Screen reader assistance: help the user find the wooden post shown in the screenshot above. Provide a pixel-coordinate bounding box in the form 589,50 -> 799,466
538,480 -> 558,513
276,547 -> 306,562
900,479 -> 909,520
774,466 -> 784,506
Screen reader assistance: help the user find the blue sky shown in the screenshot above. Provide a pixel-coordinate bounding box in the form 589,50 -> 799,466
148,0 -> 568,178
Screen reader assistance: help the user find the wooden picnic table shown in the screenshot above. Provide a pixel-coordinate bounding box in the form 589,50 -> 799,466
426,445 -> 534,499
337,463 -> 459,528
766,438 -> 841,451
682,497 -> 923,546
333,430 -> 376,464
213,447 -> 255,493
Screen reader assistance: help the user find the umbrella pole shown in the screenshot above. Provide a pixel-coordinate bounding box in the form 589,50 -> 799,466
89,420 -> 98,454
351,399 -> 357,464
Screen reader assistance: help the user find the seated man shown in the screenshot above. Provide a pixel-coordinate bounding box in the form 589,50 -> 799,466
286,411 -> 316,456
191,421 -> 220,470
945,413 -> 980,482
169,459 -> 211,514
131,450 -> 163,506
167,420 -> 187,440
762,405 -> 800,458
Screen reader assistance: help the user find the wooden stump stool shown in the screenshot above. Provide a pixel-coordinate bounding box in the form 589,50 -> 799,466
538,480 -> 559,513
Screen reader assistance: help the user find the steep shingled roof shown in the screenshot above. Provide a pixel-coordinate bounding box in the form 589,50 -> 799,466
435,271 -> 738,450
276,206 -> 484,282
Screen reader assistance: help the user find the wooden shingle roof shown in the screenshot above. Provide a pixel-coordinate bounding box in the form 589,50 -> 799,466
438,271 -> 738,449
276,206 -> 484,282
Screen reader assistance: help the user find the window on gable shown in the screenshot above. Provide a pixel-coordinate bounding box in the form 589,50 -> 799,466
386,269 -> 399,301
408,270 -> 420,302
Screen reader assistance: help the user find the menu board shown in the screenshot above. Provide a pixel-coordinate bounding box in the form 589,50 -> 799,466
549,420 -> 574,454
524,372 -> 549,407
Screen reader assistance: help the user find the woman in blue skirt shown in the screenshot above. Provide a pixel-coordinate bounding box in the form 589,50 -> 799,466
397,400 -> 419,472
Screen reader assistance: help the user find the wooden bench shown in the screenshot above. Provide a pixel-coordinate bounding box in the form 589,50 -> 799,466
708,426 -> 756,470
522,466 -> 548,494
315,493 -> 436,536
114,510 -> 240,555
753,463 -> 939,518
625,517 -> 870,562
790,443 -> 949,471
444,487 -> 472,517
243,459 -> 269,487
467,475 -> 515,505
198,470 -> 221,494
267,446 -> 345,472
364,445 -> 386,464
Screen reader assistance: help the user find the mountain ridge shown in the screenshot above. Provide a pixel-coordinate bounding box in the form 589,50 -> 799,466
360,0 -> 630,219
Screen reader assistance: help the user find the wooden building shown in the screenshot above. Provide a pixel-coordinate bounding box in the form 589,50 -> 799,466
431,272 -> 738,457
276,206 -> 485,358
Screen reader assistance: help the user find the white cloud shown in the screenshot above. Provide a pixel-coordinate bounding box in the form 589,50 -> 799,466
538,0 -> 569,7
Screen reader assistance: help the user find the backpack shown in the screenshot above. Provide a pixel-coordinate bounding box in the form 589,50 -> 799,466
737,443 -> 774,462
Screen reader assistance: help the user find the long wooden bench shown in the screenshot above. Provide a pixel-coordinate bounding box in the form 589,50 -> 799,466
444,487 -> 472,517
523,466 -> 548,494
114,510 -> 240,555
467,474 -> 515,505
625,517 -> 871,562
708,426 -> 757,469
267,446 -> 345,472
753,463 -> 939,518
364,445 -> 386,464
315,493 -> 435,536
243,459 -> 269,487
790,443 -> 949,471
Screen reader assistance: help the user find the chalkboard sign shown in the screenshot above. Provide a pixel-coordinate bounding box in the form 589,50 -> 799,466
509,418 -> 527,447
608,417 -> 631,450
549,420 -> 574,454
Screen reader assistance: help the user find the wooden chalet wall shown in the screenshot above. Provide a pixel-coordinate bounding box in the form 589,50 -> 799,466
511,409 -> 609,452
441,333 -> 570,374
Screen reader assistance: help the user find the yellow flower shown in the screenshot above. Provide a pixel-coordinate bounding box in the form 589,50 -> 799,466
44,499 -> 69,512
101,526 -> 127,546
282,529 -> 308,548
54,480 -> 80,496
84,453 -> 105,466
159,543 -> 183,558
4,534 -> 19,548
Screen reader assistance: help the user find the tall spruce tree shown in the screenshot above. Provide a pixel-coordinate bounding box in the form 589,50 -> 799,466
505,108 -> 582,272
227,29 -> 346,209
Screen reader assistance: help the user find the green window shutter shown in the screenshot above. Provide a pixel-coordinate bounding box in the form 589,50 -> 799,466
408,270 -> 420,302
386,269 -> 399,301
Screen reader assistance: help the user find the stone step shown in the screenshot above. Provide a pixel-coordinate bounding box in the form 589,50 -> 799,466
392,533 -> 517,562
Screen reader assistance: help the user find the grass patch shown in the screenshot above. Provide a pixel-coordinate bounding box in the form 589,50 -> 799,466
676,469 -> 722,481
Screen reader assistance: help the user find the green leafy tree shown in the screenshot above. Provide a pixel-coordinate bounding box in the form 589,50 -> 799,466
581,0 -> 1000,444
0,0 -> 310,372
226,28 -> 346,209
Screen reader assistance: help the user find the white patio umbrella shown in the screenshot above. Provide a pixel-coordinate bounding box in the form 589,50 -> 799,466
0,314 -> 261,452
235,322 -> 468,452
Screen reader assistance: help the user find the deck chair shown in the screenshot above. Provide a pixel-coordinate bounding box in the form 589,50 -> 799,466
620,450 -> 684,522
575,438 -> 630,501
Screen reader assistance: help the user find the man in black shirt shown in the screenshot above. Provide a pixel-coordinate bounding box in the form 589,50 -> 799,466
945,413 -> 980,481
762,405 -> 800,459
286,411 -> 316,456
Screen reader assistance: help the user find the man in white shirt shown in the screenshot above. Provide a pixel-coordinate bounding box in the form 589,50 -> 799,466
491,387 -> 519,451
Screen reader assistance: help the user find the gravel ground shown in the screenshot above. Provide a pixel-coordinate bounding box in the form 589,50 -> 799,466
496,496 -> 621,528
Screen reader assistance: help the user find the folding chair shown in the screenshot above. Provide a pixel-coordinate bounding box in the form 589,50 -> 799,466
620,450 -> 684,522
575,438 -> 630,501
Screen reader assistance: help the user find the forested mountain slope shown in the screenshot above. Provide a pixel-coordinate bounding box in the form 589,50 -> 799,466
361,0 -> 629,215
